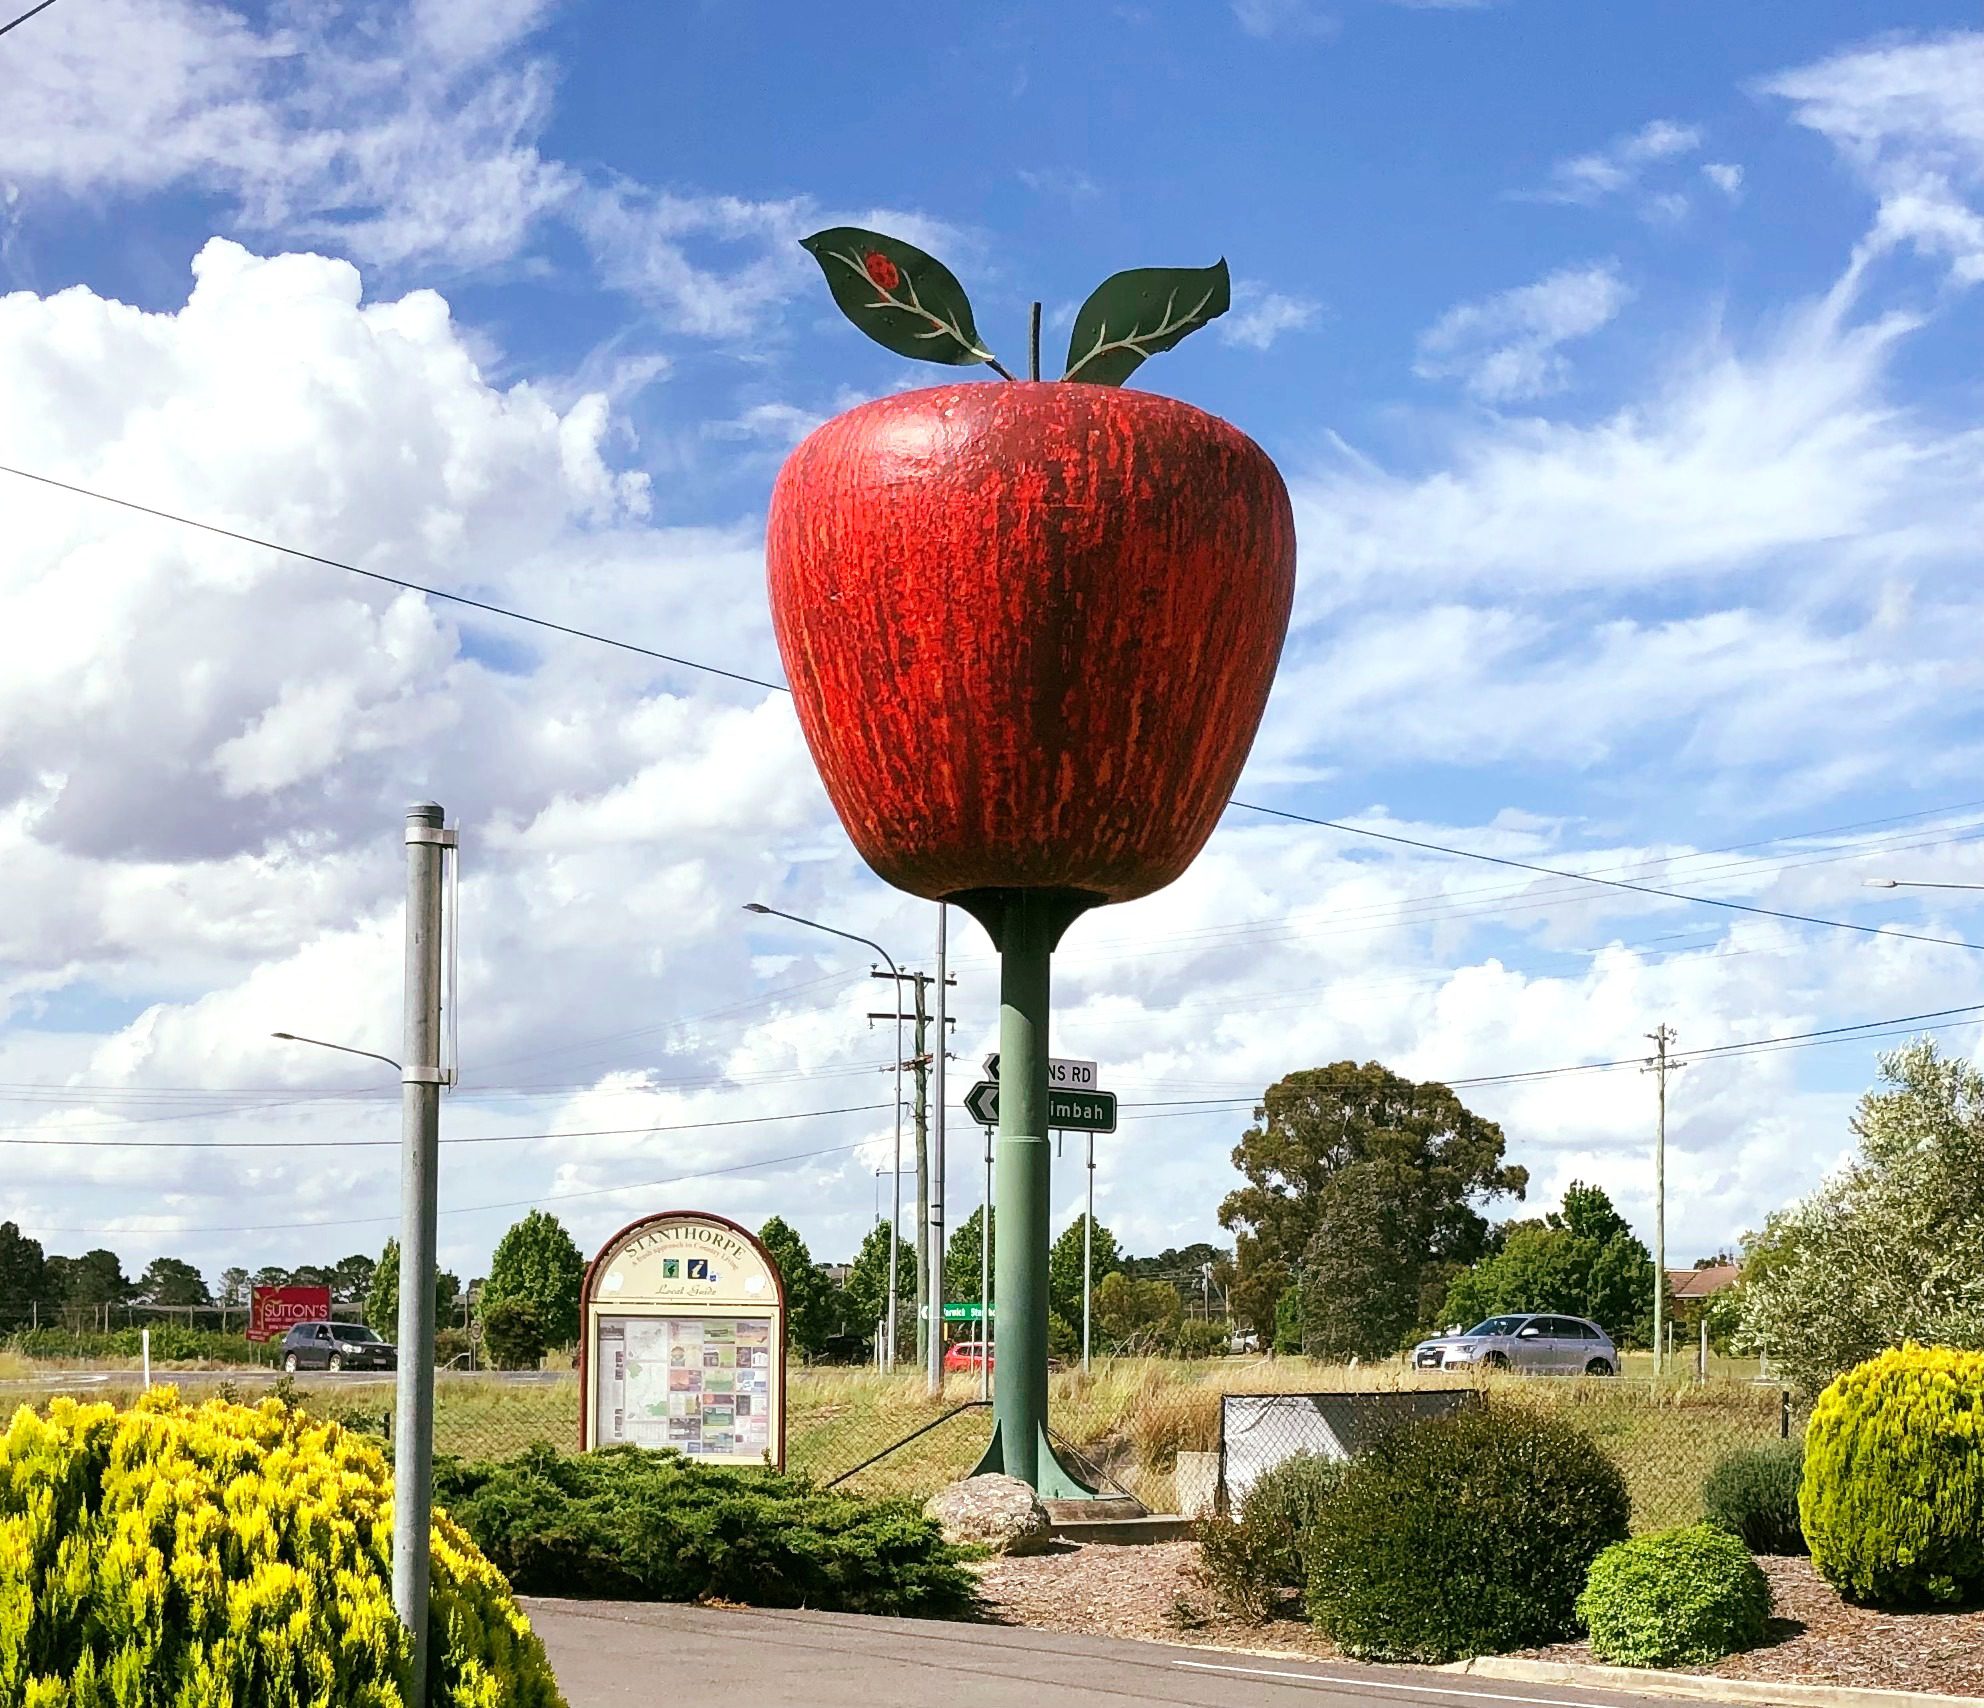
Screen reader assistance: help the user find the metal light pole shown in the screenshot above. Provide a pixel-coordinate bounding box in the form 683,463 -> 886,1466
745,902 -> 904,1368
1865,877 -> 1984,891
278,803 -> 453,1705
927,903 -> 948,1395
980,1122 -> 992,1402
396,804 -> 452,1704
1082,1131 -> 1094,1374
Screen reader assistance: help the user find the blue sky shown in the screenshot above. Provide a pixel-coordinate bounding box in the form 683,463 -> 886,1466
2,0 -> 1983,1287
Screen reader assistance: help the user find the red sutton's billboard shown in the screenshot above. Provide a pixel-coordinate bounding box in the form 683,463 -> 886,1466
248,1285 -> 331,1343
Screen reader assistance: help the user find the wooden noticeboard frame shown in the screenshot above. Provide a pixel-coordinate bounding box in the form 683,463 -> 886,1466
576,1209 -> 788,1469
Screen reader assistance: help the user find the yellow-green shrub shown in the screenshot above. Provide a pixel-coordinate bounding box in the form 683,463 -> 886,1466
0,1387 -> 563,1706
1801,1344 -> 1984,1606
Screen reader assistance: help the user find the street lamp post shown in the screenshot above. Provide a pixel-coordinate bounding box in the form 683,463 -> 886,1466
745,902 -> 905,1369
1865,878 -> 1984,891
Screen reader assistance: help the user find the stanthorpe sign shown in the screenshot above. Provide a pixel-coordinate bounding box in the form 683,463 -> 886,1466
247,1285 -> 330,1343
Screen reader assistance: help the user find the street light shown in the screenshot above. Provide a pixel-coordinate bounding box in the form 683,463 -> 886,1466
271,1032 -> 402,1073
743,902 -> 906,1369
1865,877 -> 1984,891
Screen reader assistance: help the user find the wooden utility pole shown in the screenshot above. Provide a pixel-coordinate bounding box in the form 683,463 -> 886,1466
1643,1025 -> 1681,1381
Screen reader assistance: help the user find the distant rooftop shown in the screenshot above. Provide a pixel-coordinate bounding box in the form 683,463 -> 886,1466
1668,1263 -> 1741,1299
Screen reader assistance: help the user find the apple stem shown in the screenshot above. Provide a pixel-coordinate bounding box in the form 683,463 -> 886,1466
1029,302 -> 1042,381
984,355 -> 1018,381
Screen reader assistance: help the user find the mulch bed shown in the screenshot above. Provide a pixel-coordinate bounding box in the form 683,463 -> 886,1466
1520,1556 -> 1984,1697
977,1544 -> 1984,1696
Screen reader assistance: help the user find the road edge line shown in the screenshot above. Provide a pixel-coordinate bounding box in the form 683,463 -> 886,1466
1443,1654 -> 1982,1708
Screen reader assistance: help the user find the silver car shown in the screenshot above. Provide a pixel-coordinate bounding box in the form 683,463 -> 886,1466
1411,1313 -> 1617,1377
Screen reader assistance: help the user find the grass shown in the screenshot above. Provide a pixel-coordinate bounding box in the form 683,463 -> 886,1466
0,1353 -> 1792,1527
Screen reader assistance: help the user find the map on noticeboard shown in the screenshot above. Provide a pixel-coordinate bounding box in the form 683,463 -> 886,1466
593,1315 -> 774,1461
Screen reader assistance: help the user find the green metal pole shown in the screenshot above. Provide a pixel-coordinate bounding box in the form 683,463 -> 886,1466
972,890 -> 1092,1496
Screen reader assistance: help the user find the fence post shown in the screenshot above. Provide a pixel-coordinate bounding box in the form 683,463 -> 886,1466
1780,1390 -> 1791,1440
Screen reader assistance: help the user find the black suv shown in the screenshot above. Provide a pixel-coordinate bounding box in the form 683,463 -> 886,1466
280,1320 -> 397,1372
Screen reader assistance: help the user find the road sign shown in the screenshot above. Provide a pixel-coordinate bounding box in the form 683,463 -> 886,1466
943,1301 -> 991,1321
963,1079 -> 1117,1133
982,1052 -> 1100,1089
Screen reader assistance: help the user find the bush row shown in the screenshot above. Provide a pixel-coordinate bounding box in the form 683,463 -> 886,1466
1201,1342 -> 1984,1667
434,1444 -> 979,1616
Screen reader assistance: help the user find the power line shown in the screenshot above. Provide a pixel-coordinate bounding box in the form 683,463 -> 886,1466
25,1138 -> 872,1237
0,0 -> 58,36
0,1099 -> 889,1150
1229,799 -> 1984,955
0,464 -> 789,694
15,460 -> 1977,959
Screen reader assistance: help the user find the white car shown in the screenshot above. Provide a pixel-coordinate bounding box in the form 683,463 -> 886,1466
1411,1313 -> 1617,1377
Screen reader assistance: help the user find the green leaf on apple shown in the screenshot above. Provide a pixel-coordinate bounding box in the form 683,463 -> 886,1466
800,227 -> 1012,375
1062,261 -> 1231,386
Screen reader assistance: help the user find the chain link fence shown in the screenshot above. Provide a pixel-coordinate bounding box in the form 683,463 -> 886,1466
0,1357 -> 1800,1529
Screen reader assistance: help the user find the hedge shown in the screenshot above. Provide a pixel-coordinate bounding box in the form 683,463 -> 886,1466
0,1387 -> 561,1706
1303,1406 -> 1630,1661
1578,1524 -> 1770,1667
436,1444 -> 978,1617
1802,1343 -> 1984,1606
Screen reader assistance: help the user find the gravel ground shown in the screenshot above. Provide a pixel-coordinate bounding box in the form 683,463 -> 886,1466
979,1545 -> 1984,1696
975,1542 -> 1335,1660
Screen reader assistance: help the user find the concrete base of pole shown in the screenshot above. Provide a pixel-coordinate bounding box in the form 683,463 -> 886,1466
954,886 -> 1096,1500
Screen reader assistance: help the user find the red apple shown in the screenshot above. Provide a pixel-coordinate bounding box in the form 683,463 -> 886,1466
766,381 -> 1296,906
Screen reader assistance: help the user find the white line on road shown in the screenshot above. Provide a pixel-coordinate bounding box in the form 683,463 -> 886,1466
1173,1659 -> 1618,1708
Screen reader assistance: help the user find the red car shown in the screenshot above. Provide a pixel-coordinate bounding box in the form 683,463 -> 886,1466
943,1340 -> 992,1373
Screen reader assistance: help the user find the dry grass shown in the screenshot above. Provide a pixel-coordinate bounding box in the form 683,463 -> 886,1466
0,1354 -> 1790,1524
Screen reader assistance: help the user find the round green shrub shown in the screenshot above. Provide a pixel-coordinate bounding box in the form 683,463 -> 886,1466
1703,1441 -> 1807,1555
436,1444 -> 979,1617
1802,1343 -> 1984,1606
0,1388 -> 562,1706
1302,1405 -> 1630,1661
1199,1451 -> 1347,1621
1577,1524 -> 1770,1667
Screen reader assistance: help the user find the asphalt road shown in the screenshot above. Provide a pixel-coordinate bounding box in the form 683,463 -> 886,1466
524,1600 -> 1708,1708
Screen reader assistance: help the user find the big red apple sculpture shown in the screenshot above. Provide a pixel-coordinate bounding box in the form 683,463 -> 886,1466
768,228 -> 1295,1493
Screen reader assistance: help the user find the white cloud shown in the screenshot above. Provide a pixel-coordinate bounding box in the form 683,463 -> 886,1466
1219,286 -> 1322,351
1762,31 -> 1984,284
1414,262 -> 1630,400
1535,119 -> 1702,209
1231,0 -> 1337,40
1704,162 -> 1745,199
0,0 -> 574,272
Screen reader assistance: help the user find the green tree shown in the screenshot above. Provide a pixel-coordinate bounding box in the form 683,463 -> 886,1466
1298,1162 -> 1420,1357
0,1222 -> 45,1328
61,1249 -> 132,1307
215,1267 -> 251,1309
483,1211 -> 583,1347
945,1206 -> 994,1304
1093,1271 -> 1181,1351
251,1266 -> 289,1292
757,1216 -> 841,1358
1048,1214 -> 1123,1329
1737,1041 -> 1984,1394
1221,1063 -> 1527,1350
135,1256 -> 210,1307
328,1254 -> 377,1304
1440,1183 -> 1655,1343
844,1220 -> 916,1350
368,1241 -> 399,1333
480,1297 -> 548,1370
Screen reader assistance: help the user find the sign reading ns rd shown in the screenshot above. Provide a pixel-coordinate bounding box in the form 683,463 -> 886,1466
983,1052 -> 1098,1089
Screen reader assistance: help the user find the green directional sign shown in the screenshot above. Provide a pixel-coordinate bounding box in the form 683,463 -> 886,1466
963,1079 -> 1117,1133
943,1301 -> 992,1322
